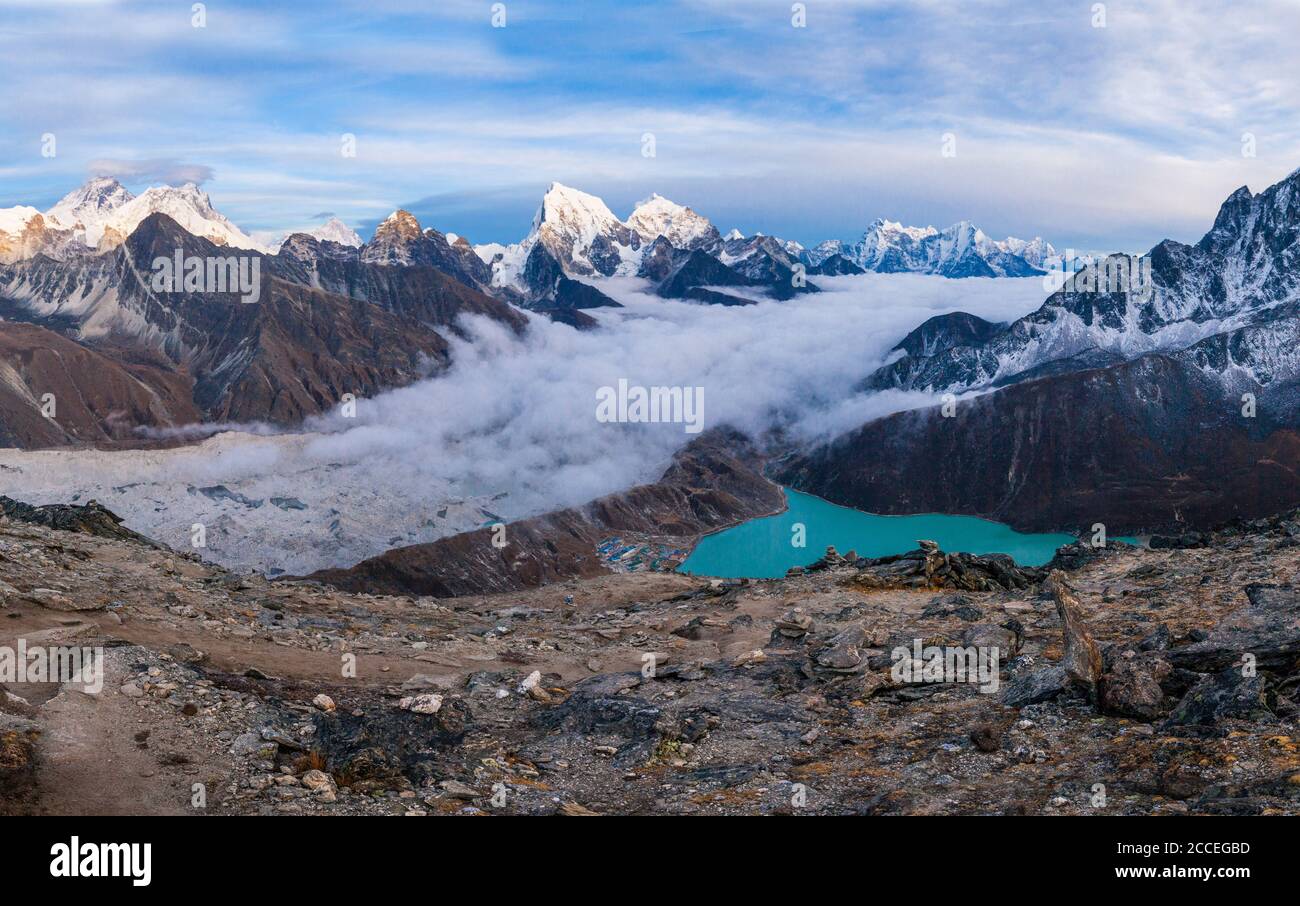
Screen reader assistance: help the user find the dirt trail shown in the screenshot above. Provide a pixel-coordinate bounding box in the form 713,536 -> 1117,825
27,664 -> 192,816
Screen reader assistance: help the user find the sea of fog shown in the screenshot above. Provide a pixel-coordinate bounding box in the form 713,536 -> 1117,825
0,273 -> 1052,575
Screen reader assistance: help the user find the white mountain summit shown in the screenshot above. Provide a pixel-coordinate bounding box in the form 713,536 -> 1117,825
100,183 -> 264,252
308,216 -> 363,248
1,177 -> 267,260
624,193 -> 720,251
475,182 -> 724,292
811,217 -> 1058,277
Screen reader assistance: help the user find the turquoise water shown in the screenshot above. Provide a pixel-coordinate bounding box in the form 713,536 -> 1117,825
678,488 -> 1106,578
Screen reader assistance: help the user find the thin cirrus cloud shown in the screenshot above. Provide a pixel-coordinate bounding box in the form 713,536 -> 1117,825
1,0 -> 1298,251
87,158 -> 215,186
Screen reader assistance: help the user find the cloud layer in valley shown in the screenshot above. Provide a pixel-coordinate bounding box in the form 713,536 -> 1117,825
0,275 -> 1050,574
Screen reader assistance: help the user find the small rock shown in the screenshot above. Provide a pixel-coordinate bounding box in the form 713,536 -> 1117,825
439,779 -> 479,800
398,693 -> 444,714
301,769 -> 334,793
774,608 -> 814,639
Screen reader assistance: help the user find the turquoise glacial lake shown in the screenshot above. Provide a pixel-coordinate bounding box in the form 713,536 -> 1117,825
678,488 -> 1101,578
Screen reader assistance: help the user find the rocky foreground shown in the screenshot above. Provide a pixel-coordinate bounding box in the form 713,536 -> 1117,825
3,498 -> 1300,816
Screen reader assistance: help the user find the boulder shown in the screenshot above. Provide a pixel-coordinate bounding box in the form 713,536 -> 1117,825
961,621 -> 1023,661
1100,653 -> 1172,721
1001,665 -> 1067,707
814,625 -> 868,673
1166,584 -> 1300,672
1166,667 -> 1272,727
1045,571 -> 1102,702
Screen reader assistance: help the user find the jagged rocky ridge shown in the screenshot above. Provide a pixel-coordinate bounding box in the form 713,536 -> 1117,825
867,168 -> 1300,397
784,169 -> 1300,535
0,212 -> 525,446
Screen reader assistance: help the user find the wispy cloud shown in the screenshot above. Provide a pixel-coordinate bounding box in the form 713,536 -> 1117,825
1,0 -> 1296,250
88,158 -> 214,185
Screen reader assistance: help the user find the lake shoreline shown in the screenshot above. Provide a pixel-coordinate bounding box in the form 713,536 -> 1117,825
678,486 -> 1131,579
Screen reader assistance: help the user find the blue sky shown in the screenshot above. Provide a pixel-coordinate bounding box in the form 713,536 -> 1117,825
2,0 -> 1300,251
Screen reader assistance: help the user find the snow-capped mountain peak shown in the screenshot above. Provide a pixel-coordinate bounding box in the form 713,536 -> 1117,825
625,193 -> 720,250
36,177 -> 263,253
479,182 -> 641,292
374,209 -> 423,241
0,205 -> 41,236
104,183 -> 263,251
868,218 -> 939,243
530,182 -> 629,249
723,228 -> 745,241
44,177 -> 135,234
309,216 -> 363,248
1000,235 -> 1056,269
0,205 -> 46,263
813,217 -> 1055,278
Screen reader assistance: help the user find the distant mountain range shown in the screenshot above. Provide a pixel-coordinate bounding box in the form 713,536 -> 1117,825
4,165 -> 1300,583
0,177 -> 263,263
470,181 -> 1058,304
0,204 -> 523,447
781,166 -> 1300,534
0,174 -> 1062,450
807,219 -> 1057,278
1,175 -> 1058,311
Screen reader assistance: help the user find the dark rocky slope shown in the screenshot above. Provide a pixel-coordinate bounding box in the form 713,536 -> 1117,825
271,232 -> 526,334
780,354 -> 1300,534
0,213 -> 520,445
0,321 -> 200,447
893,311 -> 1003,358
